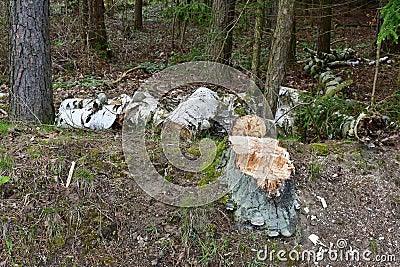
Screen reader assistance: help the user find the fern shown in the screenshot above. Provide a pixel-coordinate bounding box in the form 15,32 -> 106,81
377,0 -> 400,44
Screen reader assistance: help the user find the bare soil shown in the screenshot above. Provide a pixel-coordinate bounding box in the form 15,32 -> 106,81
0,1 -> 399,266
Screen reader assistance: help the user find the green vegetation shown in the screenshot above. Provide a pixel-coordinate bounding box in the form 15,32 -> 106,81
377,1 -> 400,44
296,93 -> 365,141
163,2 -> 212,26
0,155 -> 12,171
310,143 -> 330,156
199,138 -> 228,186
74,167 -> 95,182
0,120 -> 12,135
0,175 -> 9,184
309,161 -> 321,180
376,90 -> 400,121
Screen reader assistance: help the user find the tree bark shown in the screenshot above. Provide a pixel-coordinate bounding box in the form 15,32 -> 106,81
9,0 -> 55,123
264,0 -> 295,116
206,0 -> 236,63
316,0 -> 332,55
287,16 -> 296,63
82,0 -> 110,56
266,0 -> 278,30
134,0 -> 143,29
251,0 -> 264,80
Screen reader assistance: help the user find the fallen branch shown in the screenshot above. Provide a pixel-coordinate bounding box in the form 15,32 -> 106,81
113,65 -> 148,84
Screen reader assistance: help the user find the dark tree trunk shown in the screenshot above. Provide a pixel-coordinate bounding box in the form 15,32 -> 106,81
288,16 -> 296,63
251,0 -> 265,80
9,0 -> 55,123
264,0 -> 295,116
134,0 -> 143,29
79,0 -> 89,40
266,0 -> 278,30
81,0 -> 110,56
316,0 -> 332,55
206,0 -> 236,63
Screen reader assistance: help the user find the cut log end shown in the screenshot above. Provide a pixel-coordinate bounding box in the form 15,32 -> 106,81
229,135 -> 295,196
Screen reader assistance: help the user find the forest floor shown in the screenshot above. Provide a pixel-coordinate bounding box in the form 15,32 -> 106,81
1,1 -> 400,266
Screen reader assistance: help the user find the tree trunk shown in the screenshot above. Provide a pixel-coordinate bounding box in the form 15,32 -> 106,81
264,0 -> 295,116
83,0 -> 110,56
134,0 -> 143,29
316,0 -> 332,55
9,0 -> 55,123
266,0 -> 278,30
251,0 -> 265,80
288,16 -> 296,63
206,0 -> 236,63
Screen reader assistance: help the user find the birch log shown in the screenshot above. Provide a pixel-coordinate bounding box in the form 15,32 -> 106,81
56,93 -> 131,130
164,87 -> 221,138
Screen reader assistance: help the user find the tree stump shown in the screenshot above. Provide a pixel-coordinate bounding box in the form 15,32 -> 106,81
221,132 -> 298,237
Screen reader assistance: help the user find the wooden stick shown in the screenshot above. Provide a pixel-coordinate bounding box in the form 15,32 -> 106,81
66,161 -> 76,188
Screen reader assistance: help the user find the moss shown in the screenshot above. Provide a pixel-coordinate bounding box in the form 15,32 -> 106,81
50,236 -> 66,248
186,146 -> 202,157
310,143 -> 330,156
199,138 -> 228,186
74,168 -> 95,182
0,120 -> 12,135
234,106 -> 247,116
396,154 -> 400,162
0,155 -> 13,171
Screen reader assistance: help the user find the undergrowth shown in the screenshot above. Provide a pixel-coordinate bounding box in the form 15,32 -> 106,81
296,93 -> 366,142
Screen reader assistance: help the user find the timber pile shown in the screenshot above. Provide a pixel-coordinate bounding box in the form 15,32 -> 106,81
303,47 -> 394,97
56,86 -> 300,237
303,47 -> 357,97
138,86 -> 298,236
56,93 -> 131,130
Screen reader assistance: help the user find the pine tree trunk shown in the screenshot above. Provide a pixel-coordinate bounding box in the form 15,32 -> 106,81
251,0 -> 264,80
134,0 -> 143,29
264,0 -> 295,116
9,0 -> 55,123
287,16 -> 296,63
316,0 -> 332,55
86,0 -> 109,56
206,0 -> 236,63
